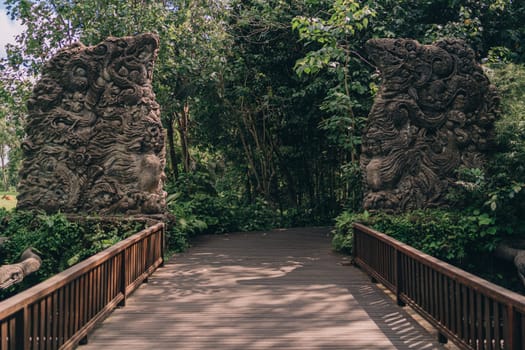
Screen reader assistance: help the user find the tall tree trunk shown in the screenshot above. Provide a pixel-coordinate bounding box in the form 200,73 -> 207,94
166,114 -> 179,181
0,146 -> 8,191
272,142 -> 297,205
177,101 -> 192,172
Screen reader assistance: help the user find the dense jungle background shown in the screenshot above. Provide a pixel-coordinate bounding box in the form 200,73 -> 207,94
0,0 -> 524,296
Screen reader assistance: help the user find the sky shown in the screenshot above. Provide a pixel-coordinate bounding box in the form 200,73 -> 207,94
0,2 -> 24,58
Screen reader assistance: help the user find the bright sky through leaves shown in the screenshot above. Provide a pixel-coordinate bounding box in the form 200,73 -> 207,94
0,3 -> 24,58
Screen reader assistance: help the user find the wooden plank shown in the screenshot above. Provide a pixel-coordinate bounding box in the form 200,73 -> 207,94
8,318 -> 15,350
469,287 -> 475,348
38,302 -> 43,350
450,279 -> 456,334
515,313 -> 525,350
52,291 -> 58,350
75,278 -> 81,334
444,275 -> 451,331
78,275 -> 84,329
461,285 -> 469,346
0,319 -> 7,350
46,295 -> 52,349
90,269 -> 95,319
493,301 -> 500,350
31,302 -> 38,349
82,228 -> 444,350
65,286 -> 70,344
95,266 -> 101,315
58,288 -> 64,347
485,296 -> 493,350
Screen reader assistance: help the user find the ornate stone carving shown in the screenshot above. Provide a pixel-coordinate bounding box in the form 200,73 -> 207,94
361,38 -> 499,211
17,33 -> 167,215
0,248 -> 42,289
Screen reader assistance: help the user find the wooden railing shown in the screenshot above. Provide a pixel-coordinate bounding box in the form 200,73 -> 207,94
0,222 -> 165,350
353,223 -> 525,350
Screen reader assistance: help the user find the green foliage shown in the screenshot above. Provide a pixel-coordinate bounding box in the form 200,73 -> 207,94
0,65 -> 31,191
484,63 -> 525,230
165,167 -> 277,249
292,0 -> 376,161
332,209 -> 501,262
442,63 -> 525,237
371,0 -> 525,62
1,1 -> 524,260
0,210 -> 146,300
331,210 -> 364,254
290,1 -> 377,213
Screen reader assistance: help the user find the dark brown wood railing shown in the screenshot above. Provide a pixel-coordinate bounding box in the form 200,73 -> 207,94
353,223 -> 525,350
0,222 -> 165,350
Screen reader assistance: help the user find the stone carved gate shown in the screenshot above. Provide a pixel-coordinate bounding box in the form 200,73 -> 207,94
17,33 -> 166,215
361,38 -> 499,211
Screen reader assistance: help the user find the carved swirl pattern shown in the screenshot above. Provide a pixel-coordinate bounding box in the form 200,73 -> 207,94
361,38 -> 499,211
17,33 -> 167,215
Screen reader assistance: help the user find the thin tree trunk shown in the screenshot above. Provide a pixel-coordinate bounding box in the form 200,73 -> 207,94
166,114 -> 179,181
0,147 -> 8,191
177,101 -> 192,172
271,141 -> 297,204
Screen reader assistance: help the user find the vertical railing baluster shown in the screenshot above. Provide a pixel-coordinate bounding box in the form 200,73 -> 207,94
396,249 -> 405,307
160,225 -> 165,267
505,305 -> 516,350
119,249 -> 127,307
14,306 -> 29,350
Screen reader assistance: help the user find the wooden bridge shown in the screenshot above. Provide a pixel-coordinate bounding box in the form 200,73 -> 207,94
80,227 -> 443,349
1,223 -> 525,349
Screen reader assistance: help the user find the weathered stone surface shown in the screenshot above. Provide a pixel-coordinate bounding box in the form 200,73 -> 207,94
17,33 -> 166,215
0,248 -> 41,289
361,38 -> 499,211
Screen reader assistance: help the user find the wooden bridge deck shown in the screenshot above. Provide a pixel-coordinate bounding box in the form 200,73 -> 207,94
81,227 -> 446,349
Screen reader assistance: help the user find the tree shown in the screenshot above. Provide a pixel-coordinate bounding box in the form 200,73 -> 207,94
192,0 -> 351,221
4,0 -> 525,229
292,0 -> 377,210
4,0 -> 230,183
153,0 -> 230,179
0,63 -> 31,191
370,0 -> 525,63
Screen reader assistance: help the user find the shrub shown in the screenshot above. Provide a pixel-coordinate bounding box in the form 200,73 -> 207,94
166,169 -> 278,248
332,209 -> 500,263
0,210 -> 146,300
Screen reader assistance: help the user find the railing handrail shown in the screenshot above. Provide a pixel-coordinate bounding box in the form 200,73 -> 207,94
353,223 -> 525,313
0,222 -> 164,321
353,222 -> 525,350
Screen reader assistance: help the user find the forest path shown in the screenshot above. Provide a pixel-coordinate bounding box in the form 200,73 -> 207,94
81,227 -> 445,349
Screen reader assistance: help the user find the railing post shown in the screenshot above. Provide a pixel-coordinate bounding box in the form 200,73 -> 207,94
506,304 -> 520,350
160,224 -> 165,268
118,249 -> 127,307
15,306 -> 29,350
395,249 -> 405,307
351,225 -> 357,265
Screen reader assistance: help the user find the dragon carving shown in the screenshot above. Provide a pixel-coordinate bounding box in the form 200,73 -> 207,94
17,33 -> 166,215
361,38 -> 499,211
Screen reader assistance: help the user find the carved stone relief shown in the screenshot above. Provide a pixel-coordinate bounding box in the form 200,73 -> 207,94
0,248 -> 41,290
17,33 -> 167,215
361,38 -> 499,211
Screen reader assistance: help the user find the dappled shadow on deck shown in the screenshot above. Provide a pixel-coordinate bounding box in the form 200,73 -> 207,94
81,228 -> 445,350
